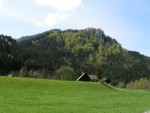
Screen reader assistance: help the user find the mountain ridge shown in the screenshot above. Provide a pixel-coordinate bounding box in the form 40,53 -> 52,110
0,28 -> 150,85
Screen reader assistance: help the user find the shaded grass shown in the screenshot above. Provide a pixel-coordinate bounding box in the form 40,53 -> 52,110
0,76 -> 150,113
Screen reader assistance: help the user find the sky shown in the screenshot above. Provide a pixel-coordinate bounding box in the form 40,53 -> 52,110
0,0 -> 150,56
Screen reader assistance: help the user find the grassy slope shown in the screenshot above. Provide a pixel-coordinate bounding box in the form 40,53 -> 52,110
0,76 -> 150,113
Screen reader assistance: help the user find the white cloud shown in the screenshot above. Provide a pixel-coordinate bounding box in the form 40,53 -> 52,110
36,12 -> 70,26
35,0 -> 82,27
35,0 -> 82,11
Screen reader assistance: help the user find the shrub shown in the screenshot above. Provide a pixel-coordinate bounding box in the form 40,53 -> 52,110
117,82 -> 126,88
56,66 -> 77,81
126,78 -> 150,90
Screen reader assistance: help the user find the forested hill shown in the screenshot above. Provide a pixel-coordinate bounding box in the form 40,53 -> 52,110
1,28 -> 150,85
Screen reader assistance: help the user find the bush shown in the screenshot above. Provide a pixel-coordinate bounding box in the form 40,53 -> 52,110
117,82 -> 126,88
56,66 -> 77,81
126,78 -> 150,90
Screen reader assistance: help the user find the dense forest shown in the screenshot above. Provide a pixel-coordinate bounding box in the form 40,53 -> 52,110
1,28 -> 150,85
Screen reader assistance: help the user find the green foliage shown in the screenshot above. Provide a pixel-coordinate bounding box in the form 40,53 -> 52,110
56,66 -> 77,81
0,35 -> 21,74
96,65 -> 103,80
88,54 -> 94,62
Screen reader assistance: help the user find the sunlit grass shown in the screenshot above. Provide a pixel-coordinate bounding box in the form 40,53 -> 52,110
0,76 -> 150,113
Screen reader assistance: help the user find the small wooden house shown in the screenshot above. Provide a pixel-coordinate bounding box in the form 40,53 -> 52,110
76,73 -> 98,82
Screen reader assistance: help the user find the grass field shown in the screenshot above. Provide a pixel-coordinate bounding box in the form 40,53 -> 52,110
0,76 -> 150,113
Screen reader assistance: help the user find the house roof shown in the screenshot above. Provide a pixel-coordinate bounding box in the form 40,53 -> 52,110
76,73 -> 98,81
76,73 -> 88,81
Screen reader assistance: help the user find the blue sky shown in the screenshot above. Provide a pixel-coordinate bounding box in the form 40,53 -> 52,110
0,0 -> 150,56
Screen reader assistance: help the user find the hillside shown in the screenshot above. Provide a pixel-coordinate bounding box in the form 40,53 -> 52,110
0,28 -> 150,85
0,76 -> 150,113
0,35 -> 21,74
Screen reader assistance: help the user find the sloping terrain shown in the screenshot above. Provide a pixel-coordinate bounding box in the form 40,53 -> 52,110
0,76 -> 150,113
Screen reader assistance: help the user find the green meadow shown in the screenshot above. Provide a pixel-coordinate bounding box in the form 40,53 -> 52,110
0,76 -> 150,113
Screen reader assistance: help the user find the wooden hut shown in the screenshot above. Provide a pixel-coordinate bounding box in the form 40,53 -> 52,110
76,73 -> 98,82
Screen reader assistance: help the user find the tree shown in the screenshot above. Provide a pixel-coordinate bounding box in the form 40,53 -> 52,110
96,65 -> 103,80
56,66 -> 77,81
